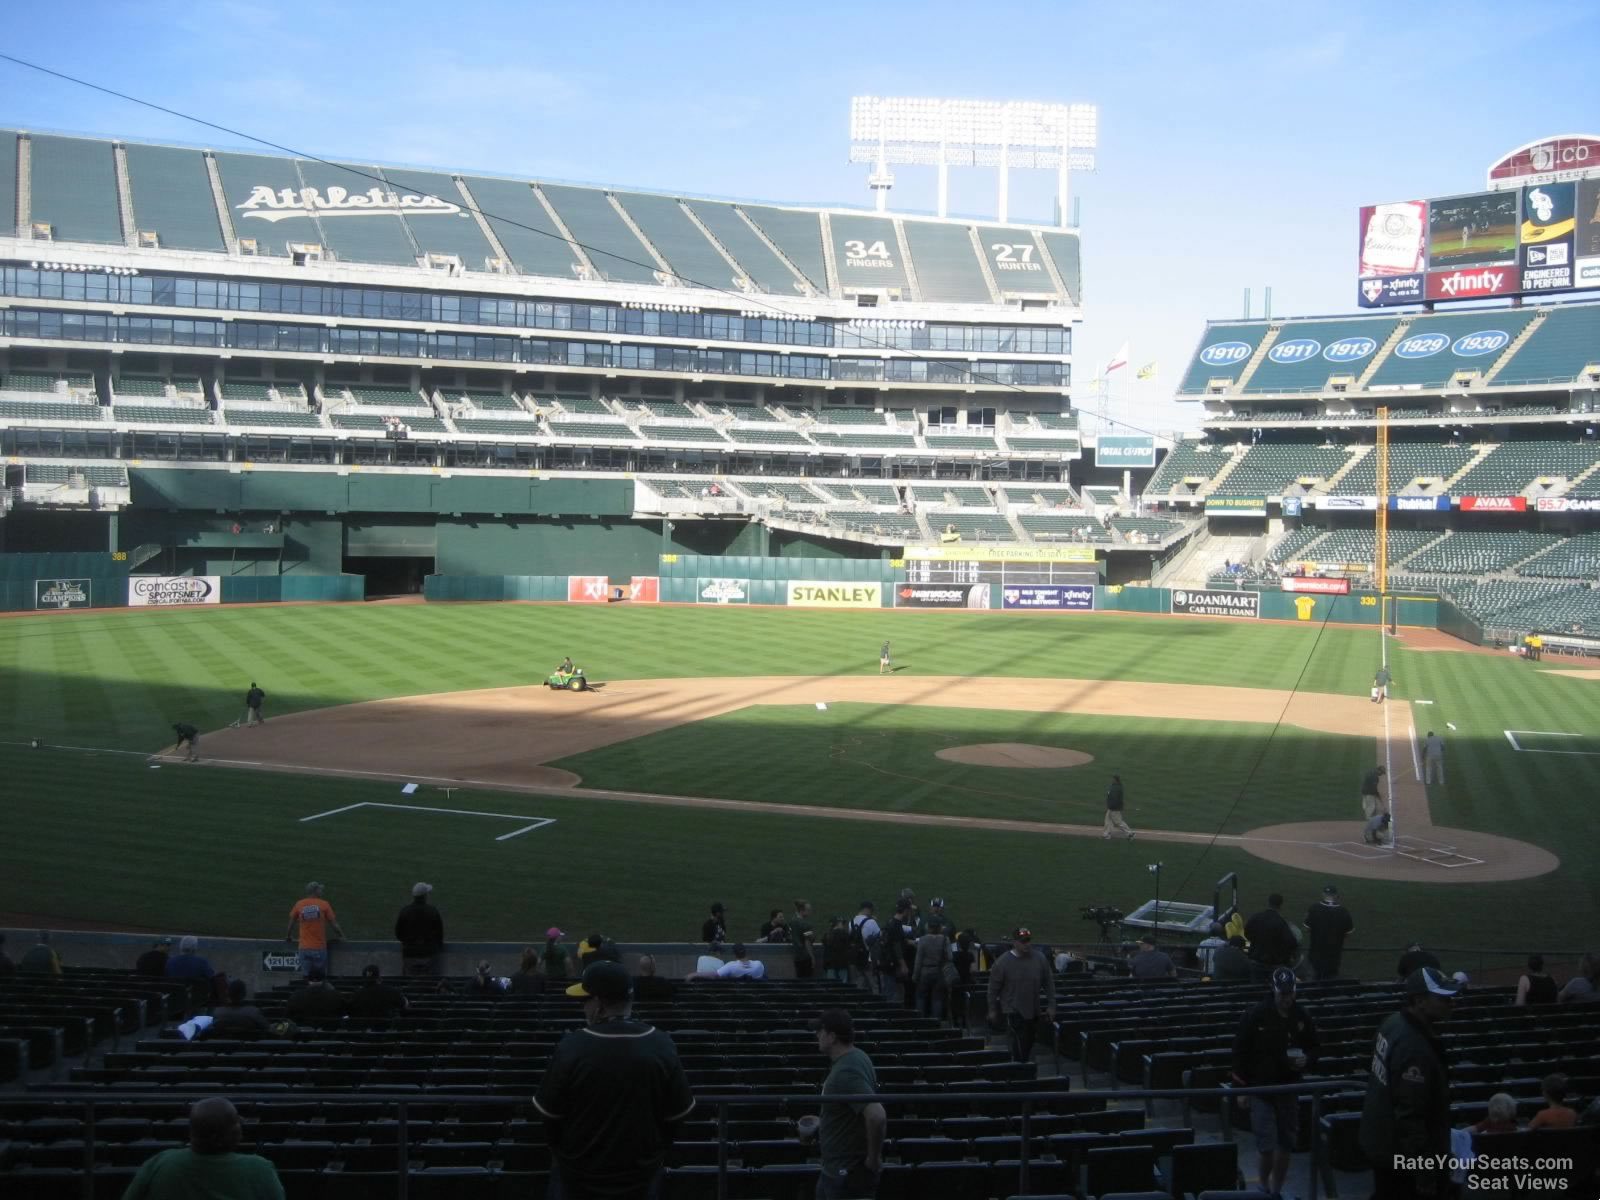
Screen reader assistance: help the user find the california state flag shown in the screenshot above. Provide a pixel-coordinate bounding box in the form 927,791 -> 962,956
1105,342 -> 1129,374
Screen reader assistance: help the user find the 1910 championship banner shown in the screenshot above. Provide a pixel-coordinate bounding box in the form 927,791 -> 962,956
1170,588 -> 1260,618
35,578 -> 92,609
128,576 -> 222,607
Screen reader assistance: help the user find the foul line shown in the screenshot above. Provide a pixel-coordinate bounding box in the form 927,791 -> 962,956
1409,719 -> 1422,782
300,800 -> 554,840
1381,622 -> 1397,849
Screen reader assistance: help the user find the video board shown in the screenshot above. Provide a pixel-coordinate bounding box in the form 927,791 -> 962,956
1359,184 -> 1600,306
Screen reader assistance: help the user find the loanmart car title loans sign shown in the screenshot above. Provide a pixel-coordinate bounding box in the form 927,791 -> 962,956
1171,589 -> 1260,618
128,576 -> 221,607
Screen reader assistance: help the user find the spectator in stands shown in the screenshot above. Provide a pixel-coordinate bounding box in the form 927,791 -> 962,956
1129,934 -> 1176,980
987,927 -> 1057,1063
877,899 -> 912,1004
0,933 -> 11,976
1397,941 -> 1442,980
912,920 -> 952,1020
632,954 -> 674,1003
1196,922 -> 1228,977
470,960 -> 509,996
1244,894 -> 1298,982
579,933 -> 620,967
702,901 -> 728,948
1232,966 -> 1319,1200
136,937 -> 174,977
394,882 -> 444,976
347,964 -> 408,1020
951,930 -> 977,985
122,1095 -> 283,1200
822,916 -> 852,983
165,935 -> 214,981
1102,773 -> 1135,839
791,899 -> 817,979
808,1008 -> 886,1199
919,897 -> 952,937
1470,1092 -> 1519,1135
1557,953 -> 1599,1003
759,909 -> 788,943
1304,885 -> 1355,980
511,947 -> 547,996
1516,954 -> 1559,1005
18,929 -> 62,975
208,979 -> 271,1039
1529,1074 -> 1578,1129
543,927 -> 570,980
536,960 -> 694,1198
286,968 -> 347,1026
1215,934 -> 1253,983
688,943 -> 767,980
1360,967 -> 1461,1199
850,902 -> 882,992
286,882 -> 345,977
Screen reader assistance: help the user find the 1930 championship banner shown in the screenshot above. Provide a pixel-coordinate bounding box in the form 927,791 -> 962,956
128,576 -> 222,607
1170,588 -> 1260,618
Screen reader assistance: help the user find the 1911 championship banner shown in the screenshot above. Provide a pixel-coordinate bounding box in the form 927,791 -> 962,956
128,576 -> 221,607
1170,588 -> 1260,618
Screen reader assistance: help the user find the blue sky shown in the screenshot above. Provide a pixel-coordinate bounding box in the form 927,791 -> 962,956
3,0 -> 1599,435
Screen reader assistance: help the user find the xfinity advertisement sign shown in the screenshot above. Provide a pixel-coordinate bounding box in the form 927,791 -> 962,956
1002,585 -> 1094,611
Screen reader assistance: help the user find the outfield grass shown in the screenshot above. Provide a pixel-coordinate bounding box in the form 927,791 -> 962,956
1,604 -> 1597,953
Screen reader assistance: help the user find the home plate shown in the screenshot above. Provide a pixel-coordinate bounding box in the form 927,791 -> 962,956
815,702 -> 828,711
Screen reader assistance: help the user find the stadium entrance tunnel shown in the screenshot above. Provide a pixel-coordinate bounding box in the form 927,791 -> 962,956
344,555 -> 433,597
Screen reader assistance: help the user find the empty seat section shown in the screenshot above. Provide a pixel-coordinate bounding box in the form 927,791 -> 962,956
221,381 -> 272,402
0,401 -> 105,422
1038,231 -> 1081,301
458,176 -> 582,279
1265,526 -> 1327,562
977,228 -> 1058,295
683,201 -> 804,294
829,510 -> 922,539
1331,443 -> 1474,494
808,431 -> 917,449
726,427 -> 810,446
123,144 -> 225,252
213,151 -> 324,256
292,161 -> 420,266
546,395 -> 609,415
1006,437 -> 1081,452
1495,587 -> 1600,634
829,214 -> 910,293
1180,325 -> 1272,394
1017,514 -> 1109,541
812,408 -> 885,424
1310,529 -> 1436,566
1242,319 -> 1398,393
1110,517 -> 1182,539
23,463 -> 129,487
112,406 -> 212,425
1518,534 -> 1600,578
902,221 -> 991,303
348,388 -> 429,408
1405,531 -> 1562,574
1144,442 -> 1226,494
743,481 -> 822,504
538,185 -> 658,284
928,513 -> 1015,541
27,134 -> 123,244
717,402 -> 777,422
1451,441 -> 1600,495
1367,311 -> 1535,389
613,192 -> 737,289
453,418 -> 539,436
640,425 -> 726,443
739,206 -> 828,292
0,130 -> 15,235
223,410 -> 323,428
1221,444 -> 1353,495
1494,303 -> 1600,386
113,377 -> 168,398
370,166 -> 495,268
924,433 -> 996,451
547,421 -> 636,441
452,391 -> 522,412
634,400 -> 699,419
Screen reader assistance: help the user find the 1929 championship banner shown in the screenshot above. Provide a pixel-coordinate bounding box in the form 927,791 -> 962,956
128,576 -> 222,607
1170,589 -> 1260,618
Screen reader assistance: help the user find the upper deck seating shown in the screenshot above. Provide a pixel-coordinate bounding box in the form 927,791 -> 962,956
1220,444 -> 1354,495
1493,303 -> 1600,386
1330,443 -> 1475,495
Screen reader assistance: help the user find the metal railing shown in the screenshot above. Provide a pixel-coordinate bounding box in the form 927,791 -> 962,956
23,1080 -> 1357,1200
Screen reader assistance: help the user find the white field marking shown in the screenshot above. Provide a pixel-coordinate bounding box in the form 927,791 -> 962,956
1414,699 -> 1434,705
0,740 -> 154,758
1502,730 -> 1598,756
1409,720 -> 1422,782
300,800 -> 555,840
1383,669 -> 1397,850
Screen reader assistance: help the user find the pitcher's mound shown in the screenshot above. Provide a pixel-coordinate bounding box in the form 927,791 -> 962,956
937,743 -> 1094,768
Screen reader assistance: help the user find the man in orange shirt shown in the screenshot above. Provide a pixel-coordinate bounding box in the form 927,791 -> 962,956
286,881 -> 346,977
1529,1073 -> 1578,1129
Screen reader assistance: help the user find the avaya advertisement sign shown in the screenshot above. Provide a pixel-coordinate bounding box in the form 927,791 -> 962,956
1460,496 -> 1528,512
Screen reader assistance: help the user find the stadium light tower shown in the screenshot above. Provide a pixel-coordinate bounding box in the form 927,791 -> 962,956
850,97 -> 1098,225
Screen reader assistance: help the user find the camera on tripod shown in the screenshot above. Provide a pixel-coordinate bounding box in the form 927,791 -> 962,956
1080,904 -> 1124,942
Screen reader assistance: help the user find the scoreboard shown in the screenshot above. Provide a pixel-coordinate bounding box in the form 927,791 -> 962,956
903,544 -> 1100,587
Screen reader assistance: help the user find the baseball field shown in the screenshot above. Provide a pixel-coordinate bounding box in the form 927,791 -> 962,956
1,602 -> 1596,960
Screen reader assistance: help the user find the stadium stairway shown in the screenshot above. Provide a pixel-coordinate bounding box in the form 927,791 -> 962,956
1441,445 -> 1497,492
1194,446 -> 1248,496
1565,458 -> 1600,494
1226,326 -> 1282,394
1165,531 -> 1262,590
1321,445 -> 1370,492
1481,309 -> 1551,385
1354,320 -> 1414,389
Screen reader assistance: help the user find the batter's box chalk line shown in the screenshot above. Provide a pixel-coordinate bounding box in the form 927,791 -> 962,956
1504,730 -> 1597,755
299,800 -> 555,841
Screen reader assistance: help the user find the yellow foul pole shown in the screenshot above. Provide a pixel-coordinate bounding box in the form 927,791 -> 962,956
1375,406 -> 1390,595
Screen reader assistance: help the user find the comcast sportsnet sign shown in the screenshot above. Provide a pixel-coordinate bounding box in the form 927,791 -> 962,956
128,576 -> 221,606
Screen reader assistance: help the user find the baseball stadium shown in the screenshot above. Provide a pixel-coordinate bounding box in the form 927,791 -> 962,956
2,113 -> 1599,1199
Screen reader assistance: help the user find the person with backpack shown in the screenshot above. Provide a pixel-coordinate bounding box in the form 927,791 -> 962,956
878,900 -> 912,1004
849,902 -> 881,992
821,917 -> 851,982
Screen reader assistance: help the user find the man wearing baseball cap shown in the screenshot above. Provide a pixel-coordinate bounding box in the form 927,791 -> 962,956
535,960 -> 694,1197
394,882 -> 443,977
1360,966 -> 1461,1199
1304,884 -> 1355,981
1232,966 -> 1320,1200
986,927 -> 1056,1063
